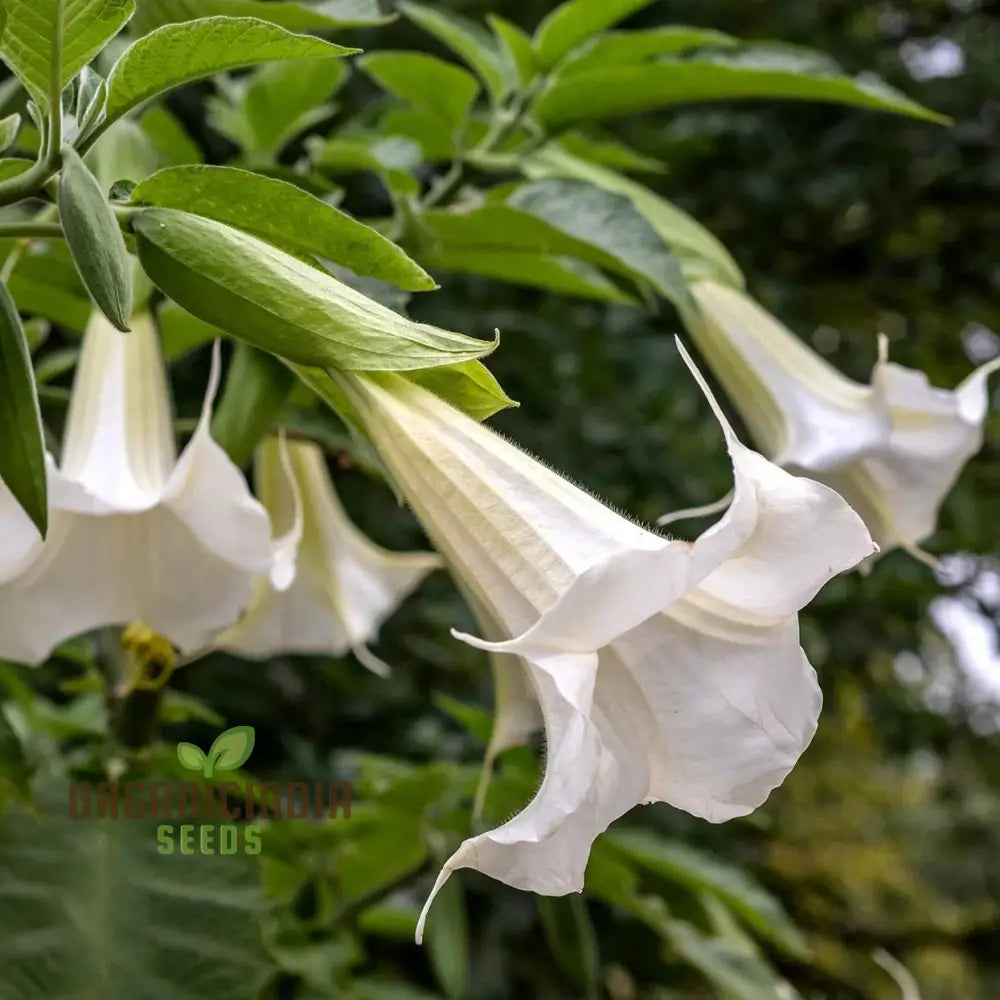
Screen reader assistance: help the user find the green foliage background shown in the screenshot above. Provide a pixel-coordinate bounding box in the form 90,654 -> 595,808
1,1 -> 998,999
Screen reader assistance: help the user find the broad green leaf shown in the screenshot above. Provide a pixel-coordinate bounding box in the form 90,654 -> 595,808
559,26 -> 738,74
0,704 -> 31,807
535,46 -> 949,126
377,107 -> 456,163
138,105 -> 202,165
100,17 -> 356,137
359,52 -> 479,130
131,165 -> 435,291
33,346 -> 79,384
0,0 -> 134,111
307,133 -> 422,198
406,359 -> 517,421
398,1 -> 509,103
533,0 -> 656,69
130,0 -> 389,34
2,240 -> 91,332
58,146 -> 133,331
487,14 -> 535,88
538,896 -> 601,999
87,117 -> 159,191
421,247 -> 637,304
208,724 -> 256,774
605,828 -> 809,958
666,919 -> 798,1000
507,178 -> 692,314
433,694 -> 492,745
0,784 -> 272,999
0,113 -> 19,151
157,300 -> 217,360
524,145 -> 743,288
175,740 -> 206,771
0,158 -> 31,183
209,59 -> 347,158
133,207 -> 495,371
0,280 -> 47,535
556,130 -> 665,174
424,876 -> 469,1000
211,342 -> 296,467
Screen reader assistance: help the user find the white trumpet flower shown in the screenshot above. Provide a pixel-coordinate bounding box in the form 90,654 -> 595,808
0,312 -> 272,663
215,437 -> 442,673
332,342 -> 875,940
689,280 -> 1000,559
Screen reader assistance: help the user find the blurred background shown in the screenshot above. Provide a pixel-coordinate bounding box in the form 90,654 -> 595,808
1,1 -> 999,998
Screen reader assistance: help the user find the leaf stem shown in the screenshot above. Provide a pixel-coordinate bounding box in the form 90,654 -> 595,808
0,2 -> 66,208
0,222 -> 66,240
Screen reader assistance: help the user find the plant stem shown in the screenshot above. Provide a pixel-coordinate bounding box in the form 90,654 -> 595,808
0,222 -> 65,240
0,4 -> 66,209
421,80 -> 545,210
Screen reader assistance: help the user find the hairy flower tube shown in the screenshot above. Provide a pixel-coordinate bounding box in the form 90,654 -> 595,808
0,312 -> 272,663
332,342 -> 876,940
688,280 -> 1000,559
216,436 -> 442,673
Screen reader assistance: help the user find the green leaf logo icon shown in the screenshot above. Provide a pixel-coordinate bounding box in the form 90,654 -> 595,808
176,725 -> 255,778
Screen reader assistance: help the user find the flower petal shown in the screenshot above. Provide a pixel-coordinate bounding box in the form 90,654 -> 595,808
690,281 -> 890,470
217,438 -> 440,661
59,312 -> 175,510
162,341 -> 272,576
415,650 -> 634,944
0,476 -> 42,583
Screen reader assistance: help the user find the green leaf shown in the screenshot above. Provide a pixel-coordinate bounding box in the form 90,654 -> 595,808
157,299 -> 216,360
535,45 -> 949,126
555,130 -> 666,174
86,118 -> 159,191
138,105 -> 202,166
507,178 -> 692,314
208,724 -> 256,774
133,207 -> 493,371
559,25 -> 738,74
0,0 -> 134,111
538,896 -> 601,999
665,919 -> 798,1000
58,145 -> 133,331
0,280 -> 47,536
0,113 -> 20,151
0,158 -> 31,183
421,247 -> 636,304
131,165 -> 435,291
487,14 -> 535,88
2,239 -> 91,332
211,343 -> 296,467
307,133 -> 422,197
130,0 -> 389,34
533,0 -> 656,69
175,740 -> 206,771
523,145 -> 743,288
377,107 -> 456,163
101,16 -> 356,137
432,694 -> 492,745
0,784 -> 273,998
605,828 -> 809,958
424,876 -> 469,1000
0,704 -> 30,807
209,59 -> 347,158
360,52 -> 480,131
406,360 -> 517,421
398,1 -> 509,103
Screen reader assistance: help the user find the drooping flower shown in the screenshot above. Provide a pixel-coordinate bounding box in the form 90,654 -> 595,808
0,312 -> 272,663
688,279 -> 1000,559
331,342 -> 875,940
215,436 -> 442,673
